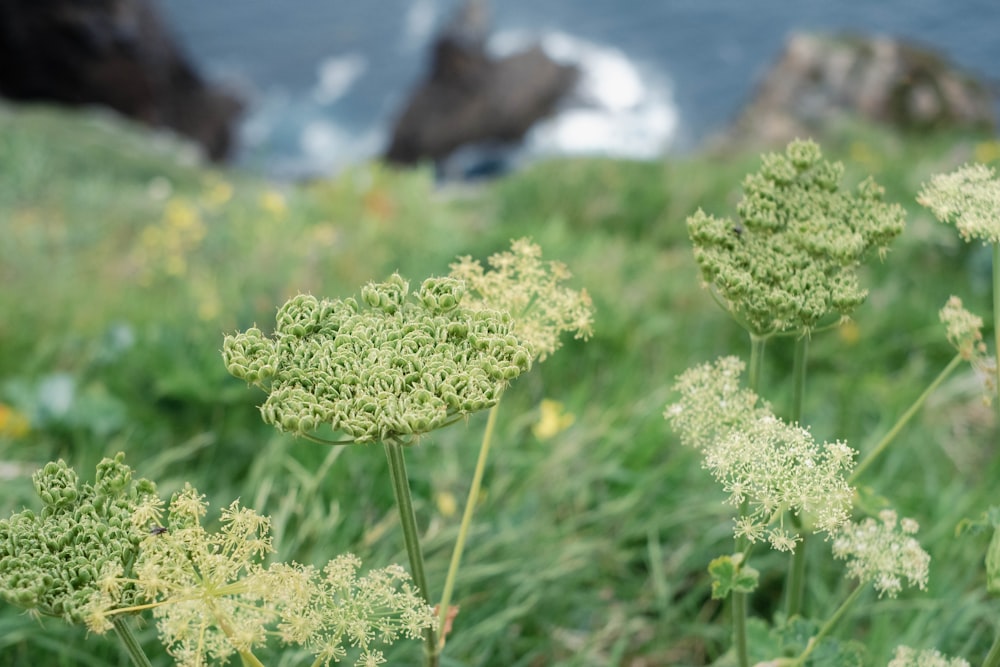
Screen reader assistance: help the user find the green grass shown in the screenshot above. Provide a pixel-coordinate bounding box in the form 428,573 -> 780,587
1,104 -> 998,666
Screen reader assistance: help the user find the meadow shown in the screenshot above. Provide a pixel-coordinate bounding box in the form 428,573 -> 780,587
1,103 -> 998,666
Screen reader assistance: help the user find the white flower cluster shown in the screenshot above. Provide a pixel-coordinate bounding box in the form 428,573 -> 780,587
832,510 -> 931,598
918,163 -> 1000,245
888,645 -> 969,667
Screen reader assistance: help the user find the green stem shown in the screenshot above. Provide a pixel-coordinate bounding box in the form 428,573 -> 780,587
790,584 -> 865,667
747,333 -> 767,394
784,335 -> 809,619
983,630 -> 1000,667
436,403 -> 500,650
111,616 -> 153,667
383,440 -> 439,667
993,244 -> 1000,420
849,353 -> 963,483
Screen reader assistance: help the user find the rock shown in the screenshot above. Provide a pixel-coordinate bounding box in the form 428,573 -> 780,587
0,0 -> 242,161
384,0 -> 578,170
719,32 -> 996,149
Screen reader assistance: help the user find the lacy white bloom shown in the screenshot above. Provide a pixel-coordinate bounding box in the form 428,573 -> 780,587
832,510 -> 930,597
888,645 -> 970,667
918,163 -> 1000,245
939,296 -> 996,401
449,238 -> 594,361
664,356 -> 768,450
705,415 -> 855,550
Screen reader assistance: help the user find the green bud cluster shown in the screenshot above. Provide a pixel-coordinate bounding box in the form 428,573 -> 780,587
223,273 -> 532,442
687,139 -> 905,335
0,453 -> 157,623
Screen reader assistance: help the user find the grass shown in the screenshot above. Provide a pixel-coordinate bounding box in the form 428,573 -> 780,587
1,103 -> 999,666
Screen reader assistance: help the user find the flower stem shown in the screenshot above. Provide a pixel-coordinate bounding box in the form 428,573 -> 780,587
111,616 -> 153,667
437,402 -> 500,650
747,333 -> 767,394
983,630 -> 1000,667
784,335 -> 809,619
992,243 -> 1000,419
384,440 -> 439,667
849,353 -> 963,483
789,584 -> 865,666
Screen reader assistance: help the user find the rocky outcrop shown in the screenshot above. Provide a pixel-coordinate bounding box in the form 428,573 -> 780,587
384,0 -> 578,168
720,32 -> 996,148
0,0 -> 242,161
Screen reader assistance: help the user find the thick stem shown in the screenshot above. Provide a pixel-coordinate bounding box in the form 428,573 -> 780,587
111,616 -> 153,667
437,403 -> 500,650
983,630 -> 1000,667
849,353 -> 963,483
790,584 -> 865,667
993,244 -> 1000,420
747,333 -> 767,394
383,440 -> 439,667
784,335 -> 809,619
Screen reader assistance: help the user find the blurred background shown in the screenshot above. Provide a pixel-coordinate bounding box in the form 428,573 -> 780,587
158,0 -> 1000,175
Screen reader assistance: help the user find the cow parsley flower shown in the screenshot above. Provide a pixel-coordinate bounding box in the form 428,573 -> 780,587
687,139 -> 905,336
888,645 -> 970,667
665,357 -> 855,549
832,510 -> 930,598
449,238 -> 594,362
223,273 -> 532,443
918,163 -> 1000,244
87,484 -> 434,667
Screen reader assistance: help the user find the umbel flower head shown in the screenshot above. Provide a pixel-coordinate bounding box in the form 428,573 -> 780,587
918,163 -> 1000,244
665,357 -> 856,551
223,273 -> 532,443
939,296 -> 997,401
0,453 -> 158,623
449,238 -> 594,362
687,139 -> 905,336
888,646 -> 970,667
88,484 -> 434,667
832,509 -> 930,598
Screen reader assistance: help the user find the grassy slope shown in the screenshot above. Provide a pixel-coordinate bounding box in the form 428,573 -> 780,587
1,104 -> 998,666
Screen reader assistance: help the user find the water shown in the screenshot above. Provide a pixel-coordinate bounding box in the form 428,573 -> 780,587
159,0 -> 1000,176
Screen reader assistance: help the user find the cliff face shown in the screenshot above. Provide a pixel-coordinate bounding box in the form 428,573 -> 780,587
0,0 -> 242,161
718,32 -> 996,149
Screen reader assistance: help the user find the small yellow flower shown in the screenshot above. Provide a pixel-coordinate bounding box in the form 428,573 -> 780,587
435,491 -> 458,518
260,190 -> 287,217
202,179 -> 234,209
974,140 -> 1000,165
0,403 -> 29,438
163,199 -> 200,232
838,319 -> 860,346
531,399 -> 575,441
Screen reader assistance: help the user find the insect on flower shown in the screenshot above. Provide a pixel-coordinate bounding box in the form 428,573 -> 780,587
149,526 -> 168,536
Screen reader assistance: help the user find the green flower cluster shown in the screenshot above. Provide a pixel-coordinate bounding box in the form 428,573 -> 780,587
0,453 -> 157,623
687,139 -> 905,335
223,274 -> 532,443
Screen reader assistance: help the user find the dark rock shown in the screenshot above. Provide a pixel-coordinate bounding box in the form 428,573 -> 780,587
719,32 -> 996,149
384,0 -> 578,169
0,0 -> 242,161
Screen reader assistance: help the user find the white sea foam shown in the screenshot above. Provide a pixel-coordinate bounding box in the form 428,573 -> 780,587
491,29 -> 679,160
312,54 -> 367,106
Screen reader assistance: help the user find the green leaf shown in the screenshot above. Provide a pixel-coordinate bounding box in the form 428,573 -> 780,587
708,554 -> 759,599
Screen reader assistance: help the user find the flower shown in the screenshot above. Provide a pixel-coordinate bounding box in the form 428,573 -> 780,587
918,163 -> 1000,245
665,357 -> 855,549
888,645 -> 970,667
687,139 -> 905,335
223,273 -> 532,443
832,509 -> 930,597
531,399 -> 575,440
87,485 -> 434,667
449,238 -> 594,361
0,454 -> 158,623
939,296 -> 996,401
